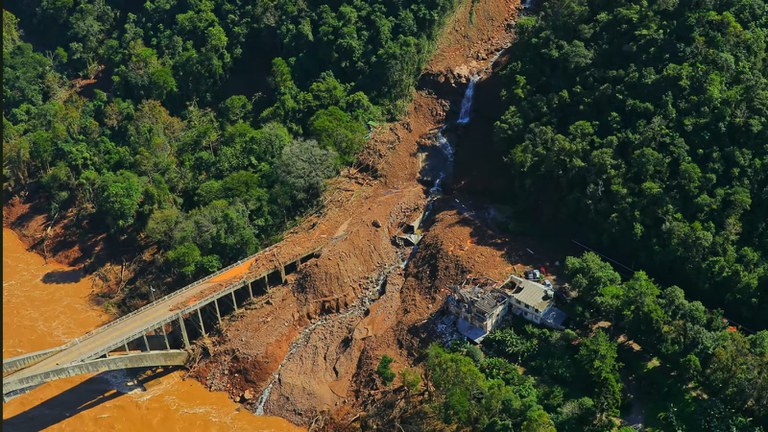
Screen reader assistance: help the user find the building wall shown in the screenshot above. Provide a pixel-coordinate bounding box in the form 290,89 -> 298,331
447,297 -> 509,332
510,303 -> 542,324
485,303 -> 509,332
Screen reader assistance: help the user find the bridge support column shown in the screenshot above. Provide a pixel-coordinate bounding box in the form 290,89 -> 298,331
161,324 -> 170,350
124,342 -> 130,353
197,308 -> 207,337
178,316 -> 190,349
264,275 -> 269,291
280,266 -> 286,283
231,291 -> 238,311
248,281 -> 254,300
214,298 -> 223,326
143,334 -> 150,352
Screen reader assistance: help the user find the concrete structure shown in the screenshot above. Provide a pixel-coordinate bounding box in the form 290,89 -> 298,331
504,275 -> 567,330
447,274 -> 567,342
4,351 -> 189,396
447,282 -> 509,342
3,245 -> 323,402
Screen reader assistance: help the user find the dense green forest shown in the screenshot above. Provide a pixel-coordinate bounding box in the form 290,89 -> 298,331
413,253 -> 766,431
2,0 -> 457,284
494,0 -> 768,327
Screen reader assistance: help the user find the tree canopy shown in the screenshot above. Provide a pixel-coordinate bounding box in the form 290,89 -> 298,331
494,0 -> 768,327
2,0 -> 459,287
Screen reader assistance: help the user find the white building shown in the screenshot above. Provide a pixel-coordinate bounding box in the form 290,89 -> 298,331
446,274 -> 567,342
503,275 -> 567,330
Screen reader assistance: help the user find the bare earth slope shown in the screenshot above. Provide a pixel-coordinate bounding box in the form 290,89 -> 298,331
192,0 -> 521,427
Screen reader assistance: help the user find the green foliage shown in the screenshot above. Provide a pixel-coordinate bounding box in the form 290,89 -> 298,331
565,252 -> 622,299
3,0 -> 461,286
166,242 -> 201,278
145,207 -> 181,246
568,253 -> 768,427
3,36 -> 58,111
95,170 -> 144,233
219,95 -> 251,124
577,331 -> 623,418
309,106 -> 367,165
425,344 -> 549,432
273,139 -> 337,215
521,408 -> 556,432
399,368 -> 421,392
113,41 -> 176,101
484,327 -> 538,363
376,355 -> 396,386
495,0 -> 768,328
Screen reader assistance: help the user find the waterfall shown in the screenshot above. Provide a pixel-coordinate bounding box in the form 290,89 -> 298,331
436,127 -> 454,161
456,75 -> 479,124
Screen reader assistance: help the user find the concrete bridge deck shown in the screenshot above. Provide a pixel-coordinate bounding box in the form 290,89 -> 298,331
3,245 -> 322,400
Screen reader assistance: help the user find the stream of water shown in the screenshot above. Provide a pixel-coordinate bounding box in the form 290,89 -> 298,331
456,75 -> 479,124
420,69 -> 484,227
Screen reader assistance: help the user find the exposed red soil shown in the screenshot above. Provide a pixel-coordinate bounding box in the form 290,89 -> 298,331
192,92 -> 441,424
3,194 -> 148,306
426,0 -> 519,81
192,0 -> 526,427
4,0 -> 527,427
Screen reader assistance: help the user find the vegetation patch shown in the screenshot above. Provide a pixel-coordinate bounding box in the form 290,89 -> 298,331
494,0 -> 768,328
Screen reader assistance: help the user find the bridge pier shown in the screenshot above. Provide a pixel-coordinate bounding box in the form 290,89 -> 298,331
197,309 -> 207,337
231,291 -> 238,311
248,281 -> 254,299
161,324 -> 170,350
178,316 -> 190,349
143,334 -> 150,352
214,298 -> 223,326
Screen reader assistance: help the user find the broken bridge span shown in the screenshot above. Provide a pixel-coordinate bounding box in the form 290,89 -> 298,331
3,245 -> 323,402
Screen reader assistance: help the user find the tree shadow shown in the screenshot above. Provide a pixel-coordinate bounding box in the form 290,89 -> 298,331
41,269 -> 83,284
3,367 -> 178,431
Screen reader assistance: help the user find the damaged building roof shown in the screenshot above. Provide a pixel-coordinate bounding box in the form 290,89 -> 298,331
504,275 -> 554,312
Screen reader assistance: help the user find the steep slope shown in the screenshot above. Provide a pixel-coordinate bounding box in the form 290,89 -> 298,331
192,0 -> 521,425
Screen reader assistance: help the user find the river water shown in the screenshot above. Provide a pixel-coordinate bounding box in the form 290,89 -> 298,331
2,227 -> 303,432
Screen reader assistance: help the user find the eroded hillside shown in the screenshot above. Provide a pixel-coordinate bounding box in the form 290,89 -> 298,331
191,0 -> 521,426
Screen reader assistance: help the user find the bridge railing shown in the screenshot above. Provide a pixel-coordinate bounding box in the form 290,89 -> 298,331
62,242 -> 290,349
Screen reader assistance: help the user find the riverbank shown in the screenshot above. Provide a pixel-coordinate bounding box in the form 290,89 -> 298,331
2,228 -> 304,432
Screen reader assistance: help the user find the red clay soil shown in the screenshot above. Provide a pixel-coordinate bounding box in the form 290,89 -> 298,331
191,0 -> 525,427
2,195 -> 145,302
4,0 -> 525,426
3,196 -> 85,266
426,0 -> 519,81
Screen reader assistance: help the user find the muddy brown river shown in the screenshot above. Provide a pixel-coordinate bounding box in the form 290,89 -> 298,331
2,228 -> 303,431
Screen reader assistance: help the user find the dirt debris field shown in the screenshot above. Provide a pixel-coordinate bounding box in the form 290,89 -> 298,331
191,0 -> 530,426
3,0 -> 540,427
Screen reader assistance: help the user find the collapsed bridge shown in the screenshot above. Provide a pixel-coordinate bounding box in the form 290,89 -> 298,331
2,245 -> 323,402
